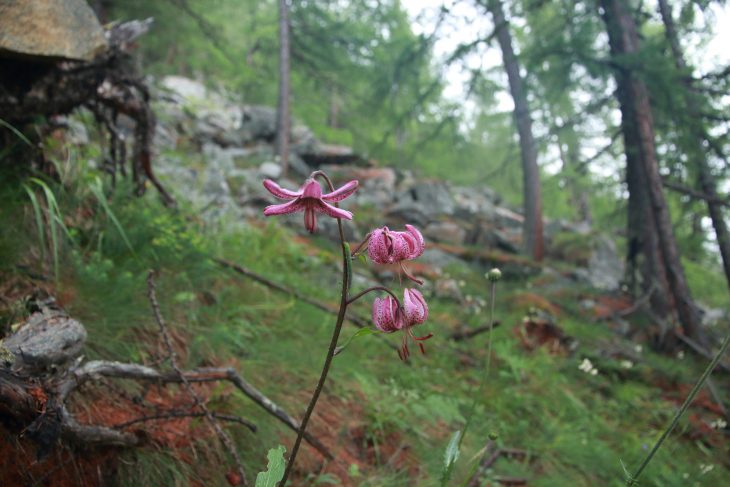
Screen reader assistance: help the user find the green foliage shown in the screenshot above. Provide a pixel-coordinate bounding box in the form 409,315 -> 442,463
255,445 -> 286,487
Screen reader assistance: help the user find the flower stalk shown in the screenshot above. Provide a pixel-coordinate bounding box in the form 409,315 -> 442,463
264,170 -> 431,484
280,172 -> 353,485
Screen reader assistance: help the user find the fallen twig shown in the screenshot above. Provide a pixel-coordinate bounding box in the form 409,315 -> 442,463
673,331 -> 730,373
450,321 -> 502,341
214,257 -> 400,353
62,360 -> 333,460
467,439 -> 532,487
147,271 -> 248,485
114,410 -> 257,432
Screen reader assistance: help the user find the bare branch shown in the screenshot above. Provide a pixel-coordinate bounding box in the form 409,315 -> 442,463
147,271 -> 248,486
662,179 -> 730,208
113,410 -> 257,432
450,321 -> 502,341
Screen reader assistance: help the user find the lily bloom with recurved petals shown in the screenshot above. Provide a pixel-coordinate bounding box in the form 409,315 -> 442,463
372,288 -> 432,360
367,224 -> 425,284
263,178 -> 358,233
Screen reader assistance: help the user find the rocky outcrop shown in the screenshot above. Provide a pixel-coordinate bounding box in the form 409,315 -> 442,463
0,0 -> 107,61
81,75 -> 630,290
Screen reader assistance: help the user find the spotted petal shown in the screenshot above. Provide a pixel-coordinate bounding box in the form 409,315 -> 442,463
315,200 -> 353,220
263,179 -> 302,200
404,224 -> 425,259
403,288 -> 428,325
372,296 -> 401,332
264,199 -> 305,216
322,180 -> 359,202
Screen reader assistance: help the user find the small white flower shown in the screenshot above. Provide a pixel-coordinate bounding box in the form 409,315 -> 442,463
458,280 -> 466,287
699,464 -> 714,475
683,473 -> 690,479
634,345 -> 643,353
710,418 -> 727,430
579,358 -> 599,375
677,350 -> 685,359
620,360 -> 634,369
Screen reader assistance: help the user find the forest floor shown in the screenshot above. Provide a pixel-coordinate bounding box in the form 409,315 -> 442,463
0,147 -> 728,486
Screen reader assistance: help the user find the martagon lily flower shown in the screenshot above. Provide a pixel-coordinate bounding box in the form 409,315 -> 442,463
372,288 -> 432,360
263,178 -> 358,233
367,225 -> 425,284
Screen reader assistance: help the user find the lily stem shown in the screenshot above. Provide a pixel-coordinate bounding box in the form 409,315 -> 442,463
281,173 -> 351,485
346,286 -> 400,306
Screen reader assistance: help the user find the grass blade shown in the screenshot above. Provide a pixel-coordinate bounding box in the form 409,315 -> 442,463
90,177 -> 136,256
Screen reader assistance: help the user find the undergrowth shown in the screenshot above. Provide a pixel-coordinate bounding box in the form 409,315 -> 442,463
0,153 -> 727,486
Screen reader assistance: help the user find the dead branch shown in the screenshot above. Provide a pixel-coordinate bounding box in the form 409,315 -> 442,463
214,257 -> 400,354
61,360 -> 333,460
673,331 -> 730,374
467,440 -> 532,487
146,271 -> 248,485
450,321 -> 502,341
662,179 -> 730,208
0,20 -> 175,206
113,410 -> 257,432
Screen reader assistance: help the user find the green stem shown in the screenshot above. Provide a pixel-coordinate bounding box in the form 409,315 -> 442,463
627,334 -> 730,485
458,281 -> 497,450
281,171 -> 352,485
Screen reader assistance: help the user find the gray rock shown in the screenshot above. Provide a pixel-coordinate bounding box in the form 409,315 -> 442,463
424,221 -> 467,245
259,161 -> 282,179
4,310 -> 87,373
583,235 -> 624,291
419,248 -> 467,271
0,0 -> 107,61
239,105 -> 277,142
402,181 -> 455,215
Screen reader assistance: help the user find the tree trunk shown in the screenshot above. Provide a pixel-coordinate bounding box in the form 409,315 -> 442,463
657,0 -> 730,291
487,0 -> 544,261
555,130 -> 592,225
276,0 -> 291,177
599,0 -> 706,345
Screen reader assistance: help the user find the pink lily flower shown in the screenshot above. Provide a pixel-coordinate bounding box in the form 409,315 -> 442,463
367,225 -> 425,284
372,288 -> 432,360
263,178 -> 359,233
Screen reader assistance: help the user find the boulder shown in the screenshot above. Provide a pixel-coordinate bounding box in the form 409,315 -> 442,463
0,0 -> 107,61
424,221 -> 467,246
3,310 -> 87,373
239,105 -> 277,142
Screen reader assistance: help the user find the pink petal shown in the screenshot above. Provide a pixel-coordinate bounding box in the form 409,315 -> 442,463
403,289 -> 428,325
373,296 -> 400,332
390,233 -> 414,262
367,228 -> 389,264
322,180 -> 359,202
263,179 -> 301,200
404,224 -> 425,258
263,198 -> 305,216
301,179 -> 323,199
304,206 -> 316,233
315,200 -> 353,220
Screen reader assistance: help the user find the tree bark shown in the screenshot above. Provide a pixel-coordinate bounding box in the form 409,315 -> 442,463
555,129 -> 592,225
657,0 -> 730,291
486,0 -> 544,261
276,0 -> 291,177
599,0 -> 706,345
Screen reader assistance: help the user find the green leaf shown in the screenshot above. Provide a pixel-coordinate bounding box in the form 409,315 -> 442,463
334,327 -> 382,356
90,177 -> 136,256
440,430 -> 462,485
255,445 -> 286,487
0,117 -> 32,146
